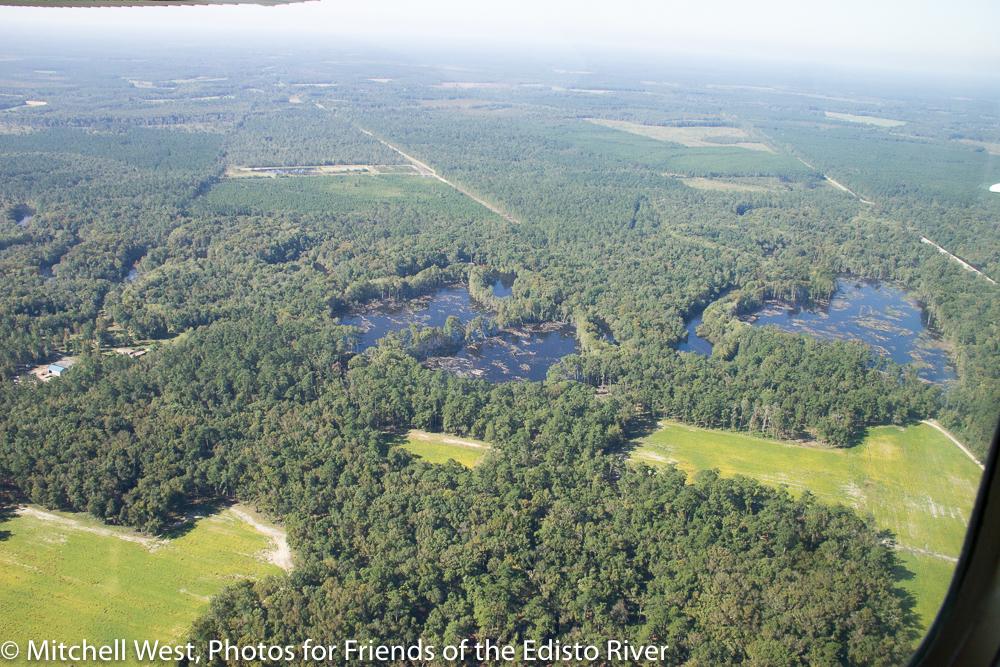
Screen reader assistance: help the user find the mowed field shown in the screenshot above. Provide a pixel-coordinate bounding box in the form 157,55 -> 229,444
0,506 -> 282,656
401,429 -> 492,467
633,421 -> 981,629
588,118 -> 774,152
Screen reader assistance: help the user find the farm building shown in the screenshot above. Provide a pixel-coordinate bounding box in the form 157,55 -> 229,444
47,363 -> 67,376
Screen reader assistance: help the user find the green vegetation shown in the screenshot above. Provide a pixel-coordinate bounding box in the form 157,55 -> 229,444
198,173 -> 492,217
634,421 -> 981,627
552,120 -> 817,177
399,429 -> 492,467
1,49 -> 997,663
0,506 -> 280,658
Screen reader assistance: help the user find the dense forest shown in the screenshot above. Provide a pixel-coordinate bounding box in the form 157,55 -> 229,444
1,48 -> 997,664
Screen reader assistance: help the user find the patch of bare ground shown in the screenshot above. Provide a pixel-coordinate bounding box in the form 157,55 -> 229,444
16,507 -> 165,551
230,506 -> 293,572
589,118 -> 774,152
673,176 -> 787,192
225,164 -> 419,178
824,111 -> 905,127
409,430 -> 491,450
433,81 -> 513,90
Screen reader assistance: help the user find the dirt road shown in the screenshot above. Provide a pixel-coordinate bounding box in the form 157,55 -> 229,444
922,419 -> 984,470
357,127 -> 522,225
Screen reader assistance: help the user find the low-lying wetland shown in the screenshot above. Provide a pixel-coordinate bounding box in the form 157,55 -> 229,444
340,285 -> 578,382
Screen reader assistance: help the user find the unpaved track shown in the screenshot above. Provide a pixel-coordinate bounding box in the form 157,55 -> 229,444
920,237 -> 997,285
17,505 -> 296,570
796,157 -> 997,286
230,506 -> 293,572
922,419 -> 984,470
796,157 -> 874,204
357,127 -> 522,225
895,543 -> 959,564
16,506 -> 165,551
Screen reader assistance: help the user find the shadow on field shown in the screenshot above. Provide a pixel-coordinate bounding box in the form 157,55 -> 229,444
609,410 -> 660,459
160,498 -> 230,540
888,548 -> 923,640
380,430 -> 409,457
0,502 -> 15,541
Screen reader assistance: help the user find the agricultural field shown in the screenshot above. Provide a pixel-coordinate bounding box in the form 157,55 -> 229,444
824,111 -> 906,127
561,120 -> 815,178
589,118 -> 774,152
633,421 -> 982,628
0,506 -> 284,657
399,429 -> 492,467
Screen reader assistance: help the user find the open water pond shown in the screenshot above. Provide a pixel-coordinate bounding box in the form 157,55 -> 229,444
678,280 -> 955,383
340,286 -> 578,381
744,279 -> 955,383
676,313 -> 713,356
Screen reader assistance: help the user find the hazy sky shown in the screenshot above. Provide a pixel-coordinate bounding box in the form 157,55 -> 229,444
3,0 -> 999,78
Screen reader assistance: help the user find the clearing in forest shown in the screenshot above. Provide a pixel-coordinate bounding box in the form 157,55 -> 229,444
0,506 -> 284,654
633,421 -> 981,630
401,429 -> 492,467
588,118 -> 774,152
224,164 -> 420,178
957,138 -> 1000,156
825,111 -> 906,127
672,175 -> 806,192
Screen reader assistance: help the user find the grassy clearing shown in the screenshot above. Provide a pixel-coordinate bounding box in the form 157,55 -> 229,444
896,551 -> 960,630
824,111 -> 906,127
0,506 -> 281,655
633,421 -> 981,629
589,118 -> 774,152
401,429 -> 492,467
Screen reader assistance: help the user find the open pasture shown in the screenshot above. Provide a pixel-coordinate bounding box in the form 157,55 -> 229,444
633,421 -> 981,628
0,506 -> 283,657
400,429 -> 492,467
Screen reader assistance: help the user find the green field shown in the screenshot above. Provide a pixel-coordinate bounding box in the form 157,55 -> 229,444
634,421 -> 981,629
0,506 -> 282,659
400,429 -> 492,467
